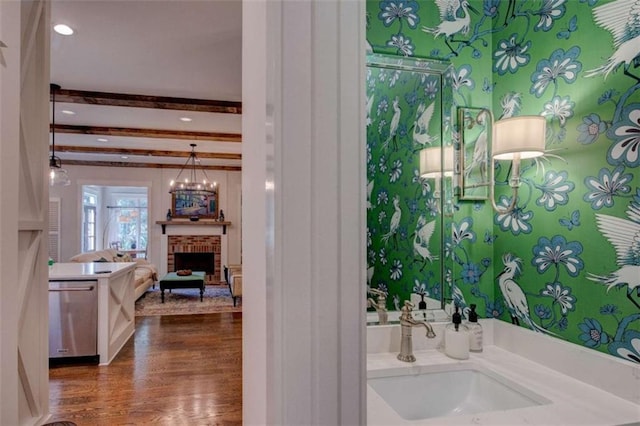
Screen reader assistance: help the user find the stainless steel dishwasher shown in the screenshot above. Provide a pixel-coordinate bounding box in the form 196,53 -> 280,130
48,280 -> 98,359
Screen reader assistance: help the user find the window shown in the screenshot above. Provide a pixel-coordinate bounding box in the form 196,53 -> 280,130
82,191 -> 98,252
106,190 -> 148,251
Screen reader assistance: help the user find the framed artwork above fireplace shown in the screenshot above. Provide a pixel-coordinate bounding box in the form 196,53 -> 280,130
171,190 -> 218,219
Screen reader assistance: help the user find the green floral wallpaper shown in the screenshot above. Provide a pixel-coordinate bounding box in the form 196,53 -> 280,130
366,0 -> 640,364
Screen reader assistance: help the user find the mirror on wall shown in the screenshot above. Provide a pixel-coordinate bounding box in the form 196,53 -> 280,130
458,107 -> 492,200
365,53 -> 453,324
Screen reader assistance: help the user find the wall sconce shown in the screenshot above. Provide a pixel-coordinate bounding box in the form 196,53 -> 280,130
420,145 -> 454,212
490,116 -> 546,214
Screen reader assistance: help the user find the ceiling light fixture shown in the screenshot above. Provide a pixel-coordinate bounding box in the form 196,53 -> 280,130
53,24 -> 74,35
169,143 -> 217,196
49,84 -> 71,186
179,117 -> 193,122
97,138 -> 108,142
62,109 -> 75,115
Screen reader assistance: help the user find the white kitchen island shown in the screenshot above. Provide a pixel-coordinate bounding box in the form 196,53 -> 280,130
49,262 -> 136,365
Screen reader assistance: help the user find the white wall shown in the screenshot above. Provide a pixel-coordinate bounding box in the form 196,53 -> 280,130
49,164 -> 242,272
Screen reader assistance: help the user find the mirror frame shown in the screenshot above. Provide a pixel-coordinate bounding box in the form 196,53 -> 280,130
458,107 -> 492,200
365,53 -> 453,323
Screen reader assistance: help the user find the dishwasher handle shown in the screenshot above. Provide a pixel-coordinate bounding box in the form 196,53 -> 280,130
49,286 -> 95,292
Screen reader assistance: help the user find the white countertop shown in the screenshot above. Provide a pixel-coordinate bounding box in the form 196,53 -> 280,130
368,346 -> 640,425
49,262 -> 135,280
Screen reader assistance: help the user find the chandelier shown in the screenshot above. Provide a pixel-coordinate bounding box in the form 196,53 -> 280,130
49,83 -> 71,186
169,143 -> 217,195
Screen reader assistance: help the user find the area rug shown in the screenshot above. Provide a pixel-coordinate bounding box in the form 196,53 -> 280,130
135,285 -> 242,316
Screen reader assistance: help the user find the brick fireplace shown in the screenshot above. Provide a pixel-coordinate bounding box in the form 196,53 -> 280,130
167,235 -> 221,284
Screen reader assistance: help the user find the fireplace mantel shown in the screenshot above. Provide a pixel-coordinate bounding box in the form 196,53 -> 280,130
156,220 -> 231,235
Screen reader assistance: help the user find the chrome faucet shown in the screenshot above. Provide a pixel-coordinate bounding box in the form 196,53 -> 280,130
367,288 -> 388,325
397,301 -> 436,362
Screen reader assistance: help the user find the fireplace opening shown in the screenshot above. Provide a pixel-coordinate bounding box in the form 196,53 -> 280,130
174,252 -> 215,275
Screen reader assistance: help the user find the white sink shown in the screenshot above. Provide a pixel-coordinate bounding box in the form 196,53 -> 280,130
368,363 -> 550,421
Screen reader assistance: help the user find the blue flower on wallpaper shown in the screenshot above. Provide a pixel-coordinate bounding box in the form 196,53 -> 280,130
609,330 -> 640,364
424,79 -> 439,99
378,1 -> 420,29
607,104 -> 640,167
583,166 -> 632,209
390,259 -> 403,280
532,235 -> 584,277
377,96 -> 389,116
412,169 -> 431,196
379,248 -> 387,265
404,89 -> 418,106
494,34 -> 531,75
534,304 -> 552,320
530,47 -> 581,98
541,282 -> 577,314
534,170 -> 574,211
367,229 -> 372,248
378,119 -> 388,136
376,189 -> 389,205
451,217 -> 476,246
412,279 -> 427,295
486,299 -> 505,318
483,0 -> 500,17
578,318 -> 610,348
578,0 -> 598,6
577,113 -> 607,144
534,0 -> 567,32
387,33 -> 414,56
494,199 -> 534,235
378,157 -> 388,173
378,211 -> 386,224
600,304 -> 620,316
461,262 -> 481,285
389,70 -> 402,87
425,198 -> 438,217
451,65 -> 475,93
542,95 -> 575,126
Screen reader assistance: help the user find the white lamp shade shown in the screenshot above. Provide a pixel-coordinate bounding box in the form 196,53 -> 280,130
493,116 -> 546,160
420,145 -> 454,178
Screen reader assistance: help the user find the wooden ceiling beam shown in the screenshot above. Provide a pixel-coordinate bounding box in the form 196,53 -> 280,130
60,159 -> 241,171
51,89 -> 242,114
54,145 -> 241,160
52,124 -> 241,143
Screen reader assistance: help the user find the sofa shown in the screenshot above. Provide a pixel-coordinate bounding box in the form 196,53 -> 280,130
224,264 -> 242,307
69,248 -> 157,300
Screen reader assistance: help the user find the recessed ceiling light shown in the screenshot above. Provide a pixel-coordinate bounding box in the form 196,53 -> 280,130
121,156 -> 129,160
97,138 -> 108,142
179,117 -> 193,122
61,109 -> 75,115
53,24 -> 74,36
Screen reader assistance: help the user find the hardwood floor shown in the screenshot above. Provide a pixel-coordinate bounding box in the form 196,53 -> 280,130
48,313 -> 242,425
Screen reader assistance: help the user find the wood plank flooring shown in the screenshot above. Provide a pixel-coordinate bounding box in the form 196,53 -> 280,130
48,312 -> 242,425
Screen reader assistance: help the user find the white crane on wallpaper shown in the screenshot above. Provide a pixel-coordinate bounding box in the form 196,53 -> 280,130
366,93 -> 374,127
498,254 -> 553,334
588,202 -> 640,310
382,97 -> 402,151
412,101 -> 437,148
585,0 -> 640,81
411,215 -> 438,271
381,195 -> 402,248
422,0 -> 478,56
464,109 -> 490,183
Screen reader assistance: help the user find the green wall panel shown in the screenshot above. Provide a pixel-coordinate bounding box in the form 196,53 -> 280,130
366,0 -> 639,364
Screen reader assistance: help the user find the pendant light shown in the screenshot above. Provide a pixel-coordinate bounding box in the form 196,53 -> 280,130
49,83 -> 71,186
169,143 -> 217,195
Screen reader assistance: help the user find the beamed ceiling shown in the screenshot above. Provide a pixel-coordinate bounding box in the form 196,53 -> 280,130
50,0 -> 243,171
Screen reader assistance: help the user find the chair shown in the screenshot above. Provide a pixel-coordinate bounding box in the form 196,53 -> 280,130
224,264 -> 242,307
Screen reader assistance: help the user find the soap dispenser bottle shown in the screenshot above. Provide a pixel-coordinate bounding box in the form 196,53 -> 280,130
467,304 -> 483,353
444,305 -> 469,360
